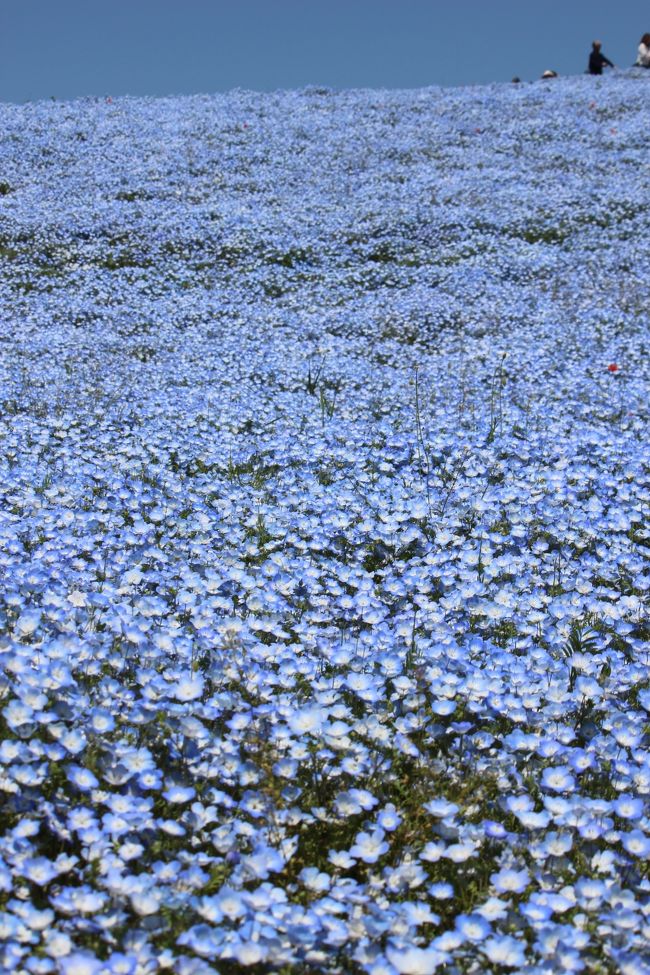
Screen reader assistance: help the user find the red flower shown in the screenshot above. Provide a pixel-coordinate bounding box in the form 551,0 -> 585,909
607,363 -> 619,373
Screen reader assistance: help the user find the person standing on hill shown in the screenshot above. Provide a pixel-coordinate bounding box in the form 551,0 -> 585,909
588,40 -> 614,75
636,33 -> 650,67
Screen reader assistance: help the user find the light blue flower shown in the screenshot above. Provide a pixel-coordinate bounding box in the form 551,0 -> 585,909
455,913 -> 491,942
350,828 -> 390,864
490,867 -> 530,895
481,934 -> 527,968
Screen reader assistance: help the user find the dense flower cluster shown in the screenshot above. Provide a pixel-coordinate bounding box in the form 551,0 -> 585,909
0,72 -> 649,973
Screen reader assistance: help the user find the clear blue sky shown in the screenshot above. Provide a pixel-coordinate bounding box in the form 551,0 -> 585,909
1,0 -> 648,103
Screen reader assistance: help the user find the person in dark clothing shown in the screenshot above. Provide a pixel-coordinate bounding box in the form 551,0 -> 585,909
588,41 -> 614,75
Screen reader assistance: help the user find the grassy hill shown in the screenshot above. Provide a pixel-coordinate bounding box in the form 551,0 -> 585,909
0,75 -> 649,973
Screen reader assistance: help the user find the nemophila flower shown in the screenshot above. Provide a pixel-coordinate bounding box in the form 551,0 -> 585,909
385,944 -> 448,974
422,799 -> 458,819
66,764 -> 99,791
3,700 -> 35,731
475,896 -> 510,920
574,877 -> 606,908
18,857 -> 60,886
517,808 -> 552,829
243,844 -> 286,879
89,709 -> 115,733
129,891 -> 160,916
163,784 -> 196,803
638,689 -> 650,712
24,959 -> 55,975
177,924 -> 220,958
384,859 -> 428,893
300,867 -> 331,892
505,793 -> 533,814
431,931 -> 463,952
288,706 -> 325,735
273,757 -> 298,778
483,819 -> 510,838
541,766 -> 576,793
367,959 -> 400,975
591,849 -> 618,873
613,795 -> 644,820
621,829 -> 650,857
9,901 -> 54,931
400,901 -> 440,926
51,886 -> 107,915
420,841 -> 447,863
455,913 -> 492,943
170,674 -> 204,702
520,898 -> 553,924
567,748 -> 595,773
490,867 -> 530,894
1,75 -> 650,973
0,859 -> 12,893
15,609 -> 42,636
118,841 -> 145,861
537,831 -> 573,858
58,953 -> 104,975
444,841 -> 478,862
213,887 -> 248,920
137,768 -> 163,790
481,934 -> 527,969
376,804 -> 402,832
104,954 -> 137,975
58,728 -> 87,756
429,882 -> 454,900
232,941 -> 268,966
328,849 -> 356,870
350,828 -> 389,863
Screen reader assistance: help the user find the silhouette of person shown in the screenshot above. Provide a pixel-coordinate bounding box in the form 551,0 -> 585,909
588,41 -> 614,75
636,33 -> 650,68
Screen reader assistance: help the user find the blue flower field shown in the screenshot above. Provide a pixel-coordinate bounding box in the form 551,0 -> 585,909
0,73 -> 649,973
